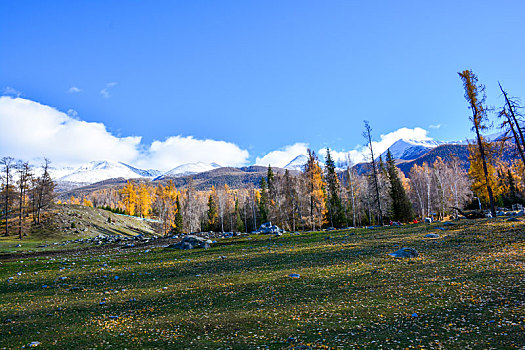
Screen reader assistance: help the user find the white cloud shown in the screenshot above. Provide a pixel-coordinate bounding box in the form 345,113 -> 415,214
67,86 -> 82,93
0,96 -> 436,173
317,148 -> 354,167
3,86 -> 21,97
255,127 -> 433,170
0,96 -> 141,167
100,82 -> 117,98
67,109 -> 78,117
255,143 -> 309,167
346,127 -> 433,164
0,96 -> 250,171
429,124 -> 441,129
143,136 -> 250,171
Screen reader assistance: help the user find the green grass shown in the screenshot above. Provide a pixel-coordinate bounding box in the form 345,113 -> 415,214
1,219 -> 525,349
0,205 -> 156,256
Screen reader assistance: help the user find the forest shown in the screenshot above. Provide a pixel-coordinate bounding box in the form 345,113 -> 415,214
1,70 -> 525,238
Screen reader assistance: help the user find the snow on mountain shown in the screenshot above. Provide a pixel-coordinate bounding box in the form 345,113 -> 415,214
47,165 -> 76,180
284,155 -> 308,171
120,163 -> 162,178
379,139 -> 442,160
57,160 -> 158,184
157,162 -> 222,179
454,130 -> 508,145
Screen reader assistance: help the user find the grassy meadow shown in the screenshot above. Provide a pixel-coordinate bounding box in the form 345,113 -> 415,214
1,218 -> 525,349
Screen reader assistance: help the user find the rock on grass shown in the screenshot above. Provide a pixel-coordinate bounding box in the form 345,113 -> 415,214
389,248 -> 418,258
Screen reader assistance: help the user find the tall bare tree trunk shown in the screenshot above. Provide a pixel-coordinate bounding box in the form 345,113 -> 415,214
2,157 -> 15,237
500,83 -> 525,168
363,121 -> 383,225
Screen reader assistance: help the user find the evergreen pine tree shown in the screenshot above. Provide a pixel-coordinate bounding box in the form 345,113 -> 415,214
234,198 -> 245,232
267,165 -> 276,220
386,149 -> 414,222
324,148 -> 346,228
206,193 -> 218,231
267,165 -> 275,195
506,169 -> 520,205
173,195 -> 184,234
259,177 -> 269,223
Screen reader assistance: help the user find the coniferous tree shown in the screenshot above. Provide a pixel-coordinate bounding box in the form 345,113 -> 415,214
120,181 -> 137,216
173,195 -> 184,234
385,149 -> 414,222
259,177 -> 269,223
304,149 -> 326,230
234,198 -> 245,232
363,121 -> 384,224
266,165 -> 277,223
267,165 -> 275,200
506,169 -> 520,205
324,148 -> 346,228
206,190 -> 218,231
467,142 -> 500,207
499,82 -> 525,168
459,70 -> 496,217
283,169 -> 298,231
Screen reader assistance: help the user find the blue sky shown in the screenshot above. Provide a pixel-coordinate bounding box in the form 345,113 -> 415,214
1,1 -> 525,170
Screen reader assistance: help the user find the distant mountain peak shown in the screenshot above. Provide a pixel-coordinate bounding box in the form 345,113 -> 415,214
284,155 -> 308,171
56,160 -> 159,185
156,162 -> 222,179
380,138 -> 442,161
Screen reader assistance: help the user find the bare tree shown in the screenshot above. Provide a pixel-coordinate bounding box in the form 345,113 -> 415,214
363,121 -> 383,224
33,159 -> 55,224
216,185 -> 229,233
499,82 -> 525,168
16,161 -> 32,239
345,154 -> 357,227
1,157 -> 15,236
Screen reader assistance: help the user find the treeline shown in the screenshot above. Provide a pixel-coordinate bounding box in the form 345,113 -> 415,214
69,148 -> 470,235
6,70 -> 525,237
68,84 -> 525,235
0,158 -> 55,239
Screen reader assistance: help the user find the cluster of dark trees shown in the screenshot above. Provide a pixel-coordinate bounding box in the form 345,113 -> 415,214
0,157 -> 55,239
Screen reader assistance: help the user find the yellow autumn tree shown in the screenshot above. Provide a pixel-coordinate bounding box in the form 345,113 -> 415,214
304,149 -> 327,230
70,196 -> 80,205
137,183 -> 152,218
120,181 -> 138,216
468,142 -> 501,204
83,198 -> 93,207
510,160 -> 525,193
154,181 -> 179,235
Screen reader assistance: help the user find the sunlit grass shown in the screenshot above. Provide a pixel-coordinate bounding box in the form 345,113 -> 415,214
1,219 -> 524,348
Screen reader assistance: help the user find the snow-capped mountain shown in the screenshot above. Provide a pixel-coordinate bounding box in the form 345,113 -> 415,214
120,163 -> 162,178
284,154 -> 348,171
284,155 -> 308,171
57,160 -> 158,184
379,139 -> 442,161
47,165 -> 76,180
455,130 -> 508,145
157,162 -> 222,179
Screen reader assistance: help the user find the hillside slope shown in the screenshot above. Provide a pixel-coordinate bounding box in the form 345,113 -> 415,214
30,204 -> 157,240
